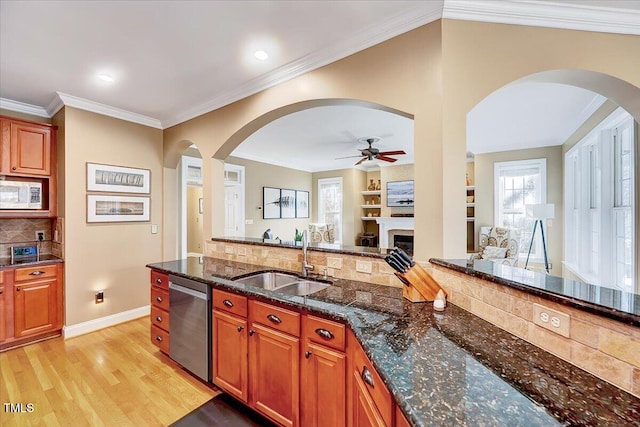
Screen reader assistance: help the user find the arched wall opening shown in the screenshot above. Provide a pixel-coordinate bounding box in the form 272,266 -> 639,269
464,69 -> 639,290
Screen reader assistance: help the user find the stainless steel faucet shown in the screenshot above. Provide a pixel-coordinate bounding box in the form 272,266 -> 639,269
301,230 -> 314,277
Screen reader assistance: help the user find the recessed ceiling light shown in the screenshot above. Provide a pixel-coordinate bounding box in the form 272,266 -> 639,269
97,73 -> 114,83
254,50 -> 269,61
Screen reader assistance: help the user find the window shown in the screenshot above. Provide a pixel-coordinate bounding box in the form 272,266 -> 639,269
317,178 -> 343,244
564,108 -> 635,292
494,159 -> 547,260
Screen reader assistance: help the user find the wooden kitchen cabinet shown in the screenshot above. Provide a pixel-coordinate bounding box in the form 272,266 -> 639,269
0,284 -> 5,342
0,116 -> 58,218
213,309 -> 248,402
249,322 -> 300,427
149,270 -> 169,353
1,118 -> 52,176
301,314 -> 347,427
13,264 -> 63,338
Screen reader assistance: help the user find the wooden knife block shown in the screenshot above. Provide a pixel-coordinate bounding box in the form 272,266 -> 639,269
394,263 -> 446,303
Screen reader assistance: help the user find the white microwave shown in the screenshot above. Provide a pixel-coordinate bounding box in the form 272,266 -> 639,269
0,180 -> 43,209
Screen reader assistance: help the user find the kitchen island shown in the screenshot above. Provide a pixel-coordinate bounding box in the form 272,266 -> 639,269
147,257 -> 640,426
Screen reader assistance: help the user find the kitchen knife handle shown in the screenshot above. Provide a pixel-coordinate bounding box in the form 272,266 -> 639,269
394,247 -> 415,266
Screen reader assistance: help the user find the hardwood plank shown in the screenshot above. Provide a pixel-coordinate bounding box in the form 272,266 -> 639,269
0,317 -> 216,426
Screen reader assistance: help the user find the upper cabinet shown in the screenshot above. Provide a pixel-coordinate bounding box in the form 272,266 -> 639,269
0,116 -> 58,218
1,119 -> 52,176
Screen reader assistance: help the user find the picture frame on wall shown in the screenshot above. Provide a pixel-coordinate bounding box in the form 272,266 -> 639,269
87,195 -> 150,223
263,187 -> 281,219
280,189 -> 296,218
296,190 -> 309,218
387,180 -> 414,207
87,163 -> 151,194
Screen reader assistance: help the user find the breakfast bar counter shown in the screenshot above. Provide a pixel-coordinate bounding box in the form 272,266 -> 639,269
147,257 -> 640,426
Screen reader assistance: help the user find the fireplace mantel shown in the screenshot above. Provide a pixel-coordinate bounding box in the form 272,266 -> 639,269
375,217 -> 414,249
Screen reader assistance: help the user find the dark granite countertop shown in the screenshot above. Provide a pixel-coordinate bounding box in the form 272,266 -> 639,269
147,257 -> 640,427
211,236 -> 386,258
0,254 -> 64,268
430,258 -> 640,327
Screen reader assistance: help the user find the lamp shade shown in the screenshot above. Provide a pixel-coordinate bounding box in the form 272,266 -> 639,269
525,203 -> 555,220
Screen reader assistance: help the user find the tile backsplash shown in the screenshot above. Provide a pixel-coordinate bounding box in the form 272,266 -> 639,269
0,218 -> 58,258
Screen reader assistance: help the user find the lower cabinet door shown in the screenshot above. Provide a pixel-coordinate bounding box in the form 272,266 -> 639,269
0,285 -> 5,342
213,310 -> 248,402
14,280 -> 59,337
249,323 -> 299,427
301,342 -> 346,427
353,370 -> 387,427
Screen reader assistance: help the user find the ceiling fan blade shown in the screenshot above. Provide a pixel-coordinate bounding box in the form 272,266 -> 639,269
355,157 -> 368,166
376,155 -> 398,163
335,155 -> 365,159
377,150 -> 405,156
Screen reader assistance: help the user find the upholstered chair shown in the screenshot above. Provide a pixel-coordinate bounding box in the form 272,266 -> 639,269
471,226 -> 521,267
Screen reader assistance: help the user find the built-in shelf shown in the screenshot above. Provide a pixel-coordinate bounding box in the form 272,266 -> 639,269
466,203 -> 475,207
361,204 -> 381,208
467,217 -> 475,222
361,190 -> 381,196
466,186 -> 475,190
361,217 -> 379,221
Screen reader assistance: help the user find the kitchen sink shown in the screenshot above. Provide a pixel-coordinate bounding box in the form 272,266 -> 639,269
233,271 -> 330,296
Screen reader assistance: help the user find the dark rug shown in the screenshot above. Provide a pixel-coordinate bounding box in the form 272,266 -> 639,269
169,393 -> 277,427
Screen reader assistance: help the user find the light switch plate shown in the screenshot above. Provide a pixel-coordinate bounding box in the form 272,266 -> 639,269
151,224 -> 158,234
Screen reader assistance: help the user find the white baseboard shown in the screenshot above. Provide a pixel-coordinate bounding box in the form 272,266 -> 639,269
63,305 -> 150,339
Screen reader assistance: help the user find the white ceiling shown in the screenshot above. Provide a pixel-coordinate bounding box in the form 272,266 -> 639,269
1,1 -> 638,171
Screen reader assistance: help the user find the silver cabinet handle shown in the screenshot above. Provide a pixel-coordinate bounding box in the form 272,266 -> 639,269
155,316 -> 162,322
155,336 -> 163,342
223,299 -> 234,308
267,314 -> 281,324
29,271 -> 45,276
155,278 -> 163,284
237,326 -> 244,332
362,366 -> 374,388
315,328 -> 334,340
156,296 -> 163,302
305,351 -> 312,359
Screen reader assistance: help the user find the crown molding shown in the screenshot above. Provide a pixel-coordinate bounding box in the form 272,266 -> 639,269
163,2 -> 443,128
443,0 -> 640,35
56,92 -> 163,129
0,98 -> 50,117
46,95 -> 65,117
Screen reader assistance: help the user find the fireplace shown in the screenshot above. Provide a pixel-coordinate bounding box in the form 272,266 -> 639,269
393,235 -> 414,256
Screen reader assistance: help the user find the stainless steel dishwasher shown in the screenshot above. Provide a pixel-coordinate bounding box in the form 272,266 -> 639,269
168,274 -> 211,382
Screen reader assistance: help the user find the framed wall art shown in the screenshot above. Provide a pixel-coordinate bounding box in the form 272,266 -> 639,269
296,190 -> 309,218
87,195 -> 150,223
87,163 -> 151,194
280,189 -> 296,218
387,180 -> 414,207
263,187 -> 281,219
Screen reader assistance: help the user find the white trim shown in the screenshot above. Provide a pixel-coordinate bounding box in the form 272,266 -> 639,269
162,2 -> 442,128
63,305 -> 150,339
443,0 -> 640,36
181,156 -> 203,258
56,92 -> 163,129
0,98 -> 50,117
224,163 -> 246,237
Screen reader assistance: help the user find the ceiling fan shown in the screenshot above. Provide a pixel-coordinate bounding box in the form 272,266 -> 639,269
336,137 -> 406,166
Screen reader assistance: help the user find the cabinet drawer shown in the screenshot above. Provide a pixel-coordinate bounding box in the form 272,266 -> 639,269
249,300 -> 300,337
150,270 -> 169,290
151,324 -> 169,353
213,289 -> 247,318
303,314 -> 345,351
352,338 -> 393,427
14,264 -> 57,282
150,286 -> 169,311
150,305 -> 169,332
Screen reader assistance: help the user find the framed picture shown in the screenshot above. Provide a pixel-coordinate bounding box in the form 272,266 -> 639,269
281,189 -> 296,218
87,163 -> 151,194
87,195 -> 150,223
387,180 -> 414,207
296,190 -> 309,218
263,187 -> 281,219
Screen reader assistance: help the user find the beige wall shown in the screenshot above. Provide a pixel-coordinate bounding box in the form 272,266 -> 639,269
226,156 -> 312,241
62,107 -> 163,326
186,186 -> 203,253
164,21 -> 443,261
475,146 -> 563,275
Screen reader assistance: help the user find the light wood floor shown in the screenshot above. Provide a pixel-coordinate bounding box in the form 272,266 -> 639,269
0,317 -> 217,426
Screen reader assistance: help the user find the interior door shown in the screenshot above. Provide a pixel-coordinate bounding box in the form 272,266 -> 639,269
224,185 -> 242,237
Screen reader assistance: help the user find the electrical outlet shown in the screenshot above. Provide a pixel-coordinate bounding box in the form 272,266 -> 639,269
35,230 -> 45,241
533,303 -> 570,337
356,260 -> 372,274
